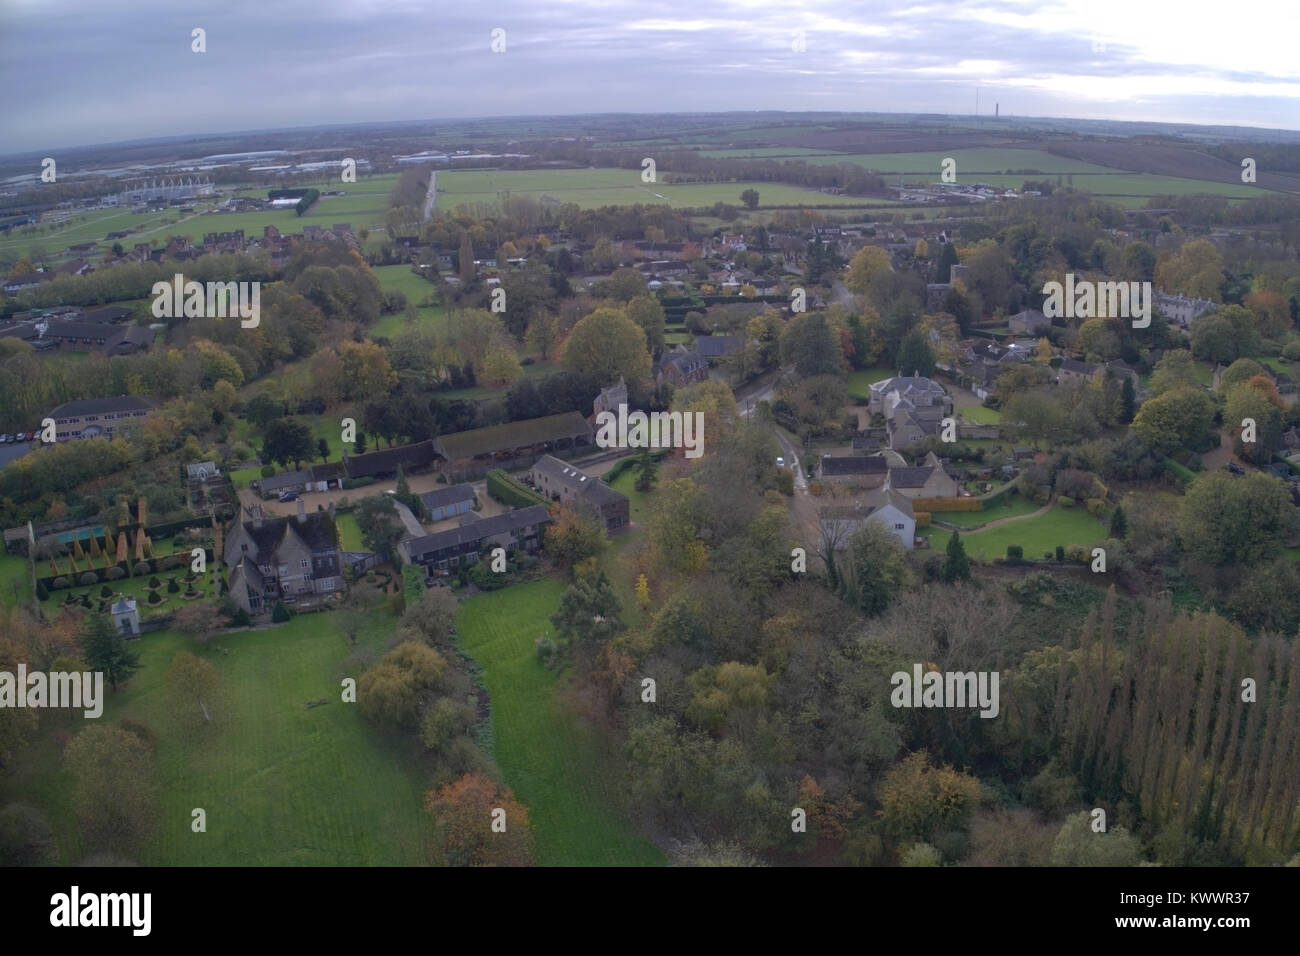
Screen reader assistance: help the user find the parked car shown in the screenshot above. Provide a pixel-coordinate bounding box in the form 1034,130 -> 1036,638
278,491 -> 300,502
12,432 -> 25,442
0,435 -> 10,444
776,456 -> 785,467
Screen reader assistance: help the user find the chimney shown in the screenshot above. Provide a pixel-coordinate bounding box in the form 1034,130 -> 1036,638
297,499 -> 306,524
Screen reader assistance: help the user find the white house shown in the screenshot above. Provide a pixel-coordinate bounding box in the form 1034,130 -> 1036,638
818,488 -> 916,550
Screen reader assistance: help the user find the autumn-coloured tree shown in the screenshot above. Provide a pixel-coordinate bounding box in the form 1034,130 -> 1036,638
635,573 -> 650,607
64,723 -> 159,853
164,650 -> 221,733
542,505 -> 605,574
425,772 -> 533,867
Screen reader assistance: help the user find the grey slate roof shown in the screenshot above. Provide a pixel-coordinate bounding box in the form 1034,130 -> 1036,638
418,483 -> 476,511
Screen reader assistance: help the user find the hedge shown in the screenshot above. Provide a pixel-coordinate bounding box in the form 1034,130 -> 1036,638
914,511 -> 932,528
912,497 -> 982,512
78,571 -> 99,586
343,476 -> 376,490
603,448 -> 670,484
486,469 -> 550,509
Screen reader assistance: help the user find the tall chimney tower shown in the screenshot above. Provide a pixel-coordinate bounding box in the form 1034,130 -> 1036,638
297,498 -> 307,524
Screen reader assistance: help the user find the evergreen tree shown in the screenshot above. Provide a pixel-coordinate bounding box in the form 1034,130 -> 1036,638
1120,376 -> 1136,424
1110,504 -> 1127,539
81,613 -> 141,692
896,329 -> 936,377
634,448 -> 659,492
354,431 -> 367,455
936,242 -> 959,283
941,530 -> 971,582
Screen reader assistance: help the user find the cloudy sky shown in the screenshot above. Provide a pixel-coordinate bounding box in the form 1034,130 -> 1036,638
3,0 -> 1298,152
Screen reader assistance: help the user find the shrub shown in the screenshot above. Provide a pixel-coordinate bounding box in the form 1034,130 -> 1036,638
535,635 -> 557,667
233,608 -> 251,627
167,577 -> 179,594
1065,543 -> 1086,562
1283,340 -> 1300,361
1055,545 -> 1065,562
261,464 -> 276,478
1058,495 -> 1075,508
51,576 -> 68,590
149,576 -> 161,588
1006,544 -> 1024,562
78,571 -> 99,587
1043,551 -> 1053,560
118,716 -> 157,752
100,584 -> 112,598
132,561 -> 151,576
271,601 -> 291,623
106,566 -> 126,581
1085,498 -> 1107,517
35,581 -> 49,601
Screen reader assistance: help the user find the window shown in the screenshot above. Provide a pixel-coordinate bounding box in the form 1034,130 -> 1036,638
895,523 -> 905,530
301,559 -> 309,568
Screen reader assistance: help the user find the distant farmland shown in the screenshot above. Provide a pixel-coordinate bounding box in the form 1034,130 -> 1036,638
436,168 -> 882,209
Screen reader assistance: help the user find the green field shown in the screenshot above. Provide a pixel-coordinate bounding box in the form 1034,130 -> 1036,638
810,148 -> 1119,175
0,611 -> 434,865
846,367 -> 896,400
437,168 -> 877,211
699,147 -> 841,158
607,465 -> 655,525
932,502 -> 1108,560
958,405 -> 1003,424
0,552 -> 31,610
369,264 -> 445,339
456,579 -> 663,866
336,512 -> 364,552
933,494 -> 1041,528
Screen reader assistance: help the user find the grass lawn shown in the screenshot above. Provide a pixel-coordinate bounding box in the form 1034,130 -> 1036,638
606,467 -> 655,525
0,552 -> 32,611
0,610 -> 433,865
456,579 -> 663,866
934,494 -> 1040,528
945,502 -> 1108,560
336,512 -> 365,552
846,367 -> 896,401
958,404 -> 1002,424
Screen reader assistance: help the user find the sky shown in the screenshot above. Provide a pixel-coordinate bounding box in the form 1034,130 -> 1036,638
2,0 -> 1298,152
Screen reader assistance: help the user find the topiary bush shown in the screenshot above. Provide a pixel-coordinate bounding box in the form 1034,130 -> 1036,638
52,576 -> 68,590
1006,544 -> 1024,562
1055,545 -> 1065,562
271,601 -> 291,623
149,576 -> 161,589
147,590 -> 163,605
167,577 -> 179,594
106,566 -> 126,581
78,571 -> 99,587
100,584 -> 113,598
133,561 -> 151,576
